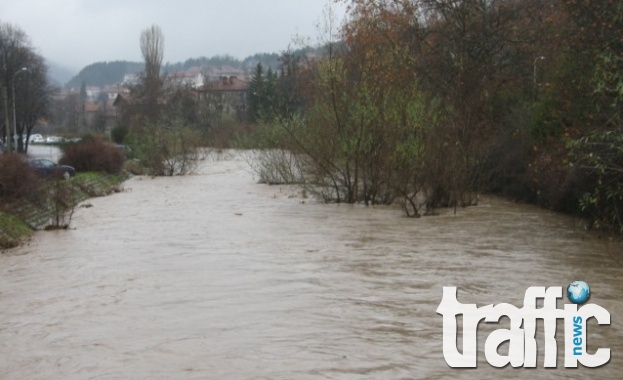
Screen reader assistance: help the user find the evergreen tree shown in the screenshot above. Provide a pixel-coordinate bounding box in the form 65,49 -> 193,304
277,51 -> 302,118
247,63 -> 264,122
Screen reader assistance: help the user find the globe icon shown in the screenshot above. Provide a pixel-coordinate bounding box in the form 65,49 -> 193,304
567,281 -> 590,304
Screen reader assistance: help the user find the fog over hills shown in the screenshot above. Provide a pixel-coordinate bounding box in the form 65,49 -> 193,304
46,60 -> 77,87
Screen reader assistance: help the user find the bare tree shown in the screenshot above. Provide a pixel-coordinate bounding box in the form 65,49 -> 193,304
15,50 -> 53,152
49,92 -> 79,134
141,25 -> 164,84
138,25 -> 164,122
0,22 -> 31,151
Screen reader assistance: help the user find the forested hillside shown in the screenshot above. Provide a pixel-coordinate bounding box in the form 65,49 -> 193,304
66,61 -> 144,88
65,48 -> 324,89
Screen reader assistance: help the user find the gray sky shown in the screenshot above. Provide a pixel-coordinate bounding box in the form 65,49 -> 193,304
1,0 -> 347,72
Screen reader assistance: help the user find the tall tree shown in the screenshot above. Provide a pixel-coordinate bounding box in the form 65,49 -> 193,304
0,22 -> 31,151
247,63 -> 265,122
141,24 -> 164,82
138,25 -> 165,123
79,80 -> 87,128
561,0 -> 623,232
14,50 -> 53,152
276,51 -> 303,118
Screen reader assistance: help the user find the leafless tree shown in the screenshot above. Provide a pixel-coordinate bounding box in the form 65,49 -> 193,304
140,25 -> 164,84
0,22 -> 31,151
15,51 -> 54,152
49,92 -> 79,134
138,25 -> 164,122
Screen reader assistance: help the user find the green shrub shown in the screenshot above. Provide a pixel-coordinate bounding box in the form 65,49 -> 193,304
126,121 -> 204,176
111,124 -> 129,144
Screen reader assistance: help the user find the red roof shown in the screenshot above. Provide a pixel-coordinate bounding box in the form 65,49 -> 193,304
200,76 -> 248,92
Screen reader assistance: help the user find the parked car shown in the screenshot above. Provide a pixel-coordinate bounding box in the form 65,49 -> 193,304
45,136 -> 65,144
28,158 -> 75,180
29,134 -> 44,144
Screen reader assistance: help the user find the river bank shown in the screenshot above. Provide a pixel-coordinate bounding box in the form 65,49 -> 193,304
0,172 -> 126,249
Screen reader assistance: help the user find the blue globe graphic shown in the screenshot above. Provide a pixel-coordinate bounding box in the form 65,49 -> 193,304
567,281 -> 590,304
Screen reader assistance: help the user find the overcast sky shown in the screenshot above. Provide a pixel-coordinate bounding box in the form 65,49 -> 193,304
1,0 -> 347,72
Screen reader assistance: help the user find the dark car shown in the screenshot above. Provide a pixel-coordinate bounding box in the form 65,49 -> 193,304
28,158 -> 75,180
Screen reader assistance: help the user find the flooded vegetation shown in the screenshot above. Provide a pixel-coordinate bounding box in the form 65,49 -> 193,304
1,153 -> 622,379
2,2 -> 623,378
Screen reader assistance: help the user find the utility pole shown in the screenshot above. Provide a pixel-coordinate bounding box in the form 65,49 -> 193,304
12,67 -> 28,152
533,56 -> 545,101
3,85 -> 10,152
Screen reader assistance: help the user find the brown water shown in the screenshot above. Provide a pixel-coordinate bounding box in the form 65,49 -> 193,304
1,152 -> 622,379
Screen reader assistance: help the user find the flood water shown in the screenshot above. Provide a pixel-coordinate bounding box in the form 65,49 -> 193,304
1,152 -> 622,379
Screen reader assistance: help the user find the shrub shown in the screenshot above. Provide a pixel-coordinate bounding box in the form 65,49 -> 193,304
111,124 -> 129,144
0,153 -> 40,201
125,120 -> 204,176
59,138 -> 125,174
45,178 -> 79,229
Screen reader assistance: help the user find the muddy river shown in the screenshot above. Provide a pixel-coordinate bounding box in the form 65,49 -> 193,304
1,152 -> 622,379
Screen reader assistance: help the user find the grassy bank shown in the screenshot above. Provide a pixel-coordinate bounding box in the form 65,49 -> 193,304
0,172 -> 127,250
0,211 -> 32,250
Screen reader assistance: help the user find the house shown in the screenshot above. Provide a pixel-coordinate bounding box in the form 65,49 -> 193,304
85,86 -> 101,101
82,100 -> 118,132
166,68 -> 205,89
112,92 -> 134,126
103,85 -> 128,101
196,76 -> 249,121
122,73 -> 140,86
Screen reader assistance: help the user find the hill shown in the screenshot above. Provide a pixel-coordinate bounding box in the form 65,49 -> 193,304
65,47 -> 327,89
66,61 -> 144,89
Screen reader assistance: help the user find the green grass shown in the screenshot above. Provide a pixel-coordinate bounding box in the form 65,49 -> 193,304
0,171 -> 129,250
0,210 -> 33,249
73,172 -> 126,197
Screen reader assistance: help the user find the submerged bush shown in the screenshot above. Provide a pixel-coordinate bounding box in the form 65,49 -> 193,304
126,120 -> 204,176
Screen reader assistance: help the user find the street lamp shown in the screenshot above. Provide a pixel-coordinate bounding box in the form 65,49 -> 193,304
11,67 -> 28,152
533,56 -> 545,101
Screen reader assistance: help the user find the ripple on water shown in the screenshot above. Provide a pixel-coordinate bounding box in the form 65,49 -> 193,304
1,152 -> 623,380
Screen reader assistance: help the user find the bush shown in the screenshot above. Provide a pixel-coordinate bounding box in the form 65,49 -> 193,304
0,153 -> 40,201
111,124 -> 129,144
245,149 -> 305,185
126,121 -> 204,176
59,138 -> 125,174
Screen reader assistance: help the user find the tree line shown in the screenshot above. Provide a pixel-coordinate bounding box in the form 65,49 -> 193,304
2,2 -> 622,233
0,22 -> 53,153
244,0 -> 623,233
